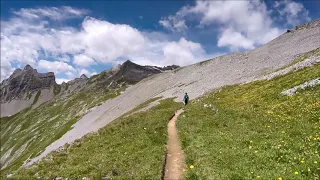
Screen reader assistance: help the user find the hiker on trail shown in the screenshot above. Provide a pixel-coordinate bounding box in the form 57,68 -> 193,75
183,93 -> 189,106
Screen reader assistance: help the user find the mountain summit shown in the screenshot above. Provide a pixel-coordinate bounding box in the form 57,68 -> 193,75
0,64 -> 56,102
0,65 -> 57,116
80,74 -> 88,80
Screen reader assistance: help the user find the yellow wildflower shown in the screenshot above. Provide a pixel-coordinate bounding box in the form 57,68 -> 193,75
249,146 -> 252,149
278,177 -> 283,180
294,171 -> 299,175
314,161 -> 318,164
190,165 -> 194,169
257,175 -> 261,178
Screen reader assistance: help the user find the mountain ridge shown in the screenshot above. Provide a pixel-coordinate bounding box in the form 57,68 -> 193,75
0,61 -> 179,117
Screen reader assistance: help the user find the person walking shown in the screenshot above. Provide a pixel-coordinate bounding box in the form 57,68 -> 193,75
183,93 -> 189,106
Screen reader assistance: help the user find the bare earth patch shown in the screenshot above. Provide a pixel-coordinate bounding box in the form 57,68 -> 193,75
164,109 -> 185,180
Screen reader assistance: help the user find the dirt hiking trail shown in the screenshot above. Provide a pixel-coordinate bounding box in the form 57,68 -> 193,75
163,109 -> 186,180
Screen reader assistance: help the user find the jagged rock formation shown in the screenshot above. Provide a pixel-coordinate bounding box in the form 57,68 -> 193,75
0,65 -> 56,102
0,65 -> 58,117
80,74 -> 88,80
113,60 -> 162,82
60,74 -> 89,96
85,60 -> 178,89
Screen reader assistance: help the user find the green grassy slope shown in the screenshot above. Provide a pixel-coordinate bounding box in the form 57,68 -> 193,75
0,88 -> 122,175
177,63 -> 320,179
11,99 -> 181,179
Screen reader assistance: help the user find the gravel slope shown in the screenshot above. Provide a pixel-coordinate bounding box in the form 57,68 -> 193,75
25,19 -> 320,166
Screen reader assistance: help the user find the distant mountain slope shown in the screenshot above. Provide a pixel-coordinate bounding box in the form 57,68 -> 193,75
85,60 -> 178,89
0,60 -> 178,117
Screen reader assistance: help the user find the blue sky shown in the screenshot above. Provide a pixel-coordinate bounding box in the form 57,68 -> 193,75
1,0 -> 318,83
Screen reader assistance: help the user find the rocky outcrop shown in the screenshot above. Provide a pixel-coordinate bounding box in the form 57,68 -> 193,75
281,78 -> 320,96
80,74 -> 88,80
60,74 -> 89,96
113,60 -> 163,83
0,65 -> 56,102
294,19 -> 320,31
0,65 -> 57,117
86,60 -> 179,89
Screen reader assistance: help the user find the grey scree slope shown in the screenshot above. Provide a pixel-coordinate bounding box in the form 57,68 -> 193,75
25,20 -> 320,166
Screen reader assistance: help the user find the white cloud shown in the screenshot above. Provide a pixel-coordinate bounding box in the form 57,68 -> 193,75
162,37 -> 204,65
274,0 -> 311,26
1,1 -> 313,81
131,37 -> 210,66
65,71 -> 76,79
218,28 -> 255,51
79,17 -> 146,62
13,6 -> 88,21
0,59 -> 14,81
56,54 -> 71,62
38,60 -> 75,74
159,15 -> 187,32
56,78 -> 71,84
79,69 -> 96,77
73,54 -> 95,67
1,6 -> 220,81
159,0 -> 294,51
1,32 -> 40,67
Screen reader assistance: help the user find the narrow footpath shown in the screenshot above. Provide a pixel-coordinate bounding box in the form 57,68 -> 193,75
163,109 -> 186,180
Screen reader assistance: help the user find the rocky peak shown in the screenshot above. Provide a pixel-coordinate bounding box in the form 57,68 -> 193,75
0,66 -> 57,102
122,60 -> 134,66
13,68 -> 22,74
112,60 -> 162,83
80,74 -> 88,80
23,64 -> 36,72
